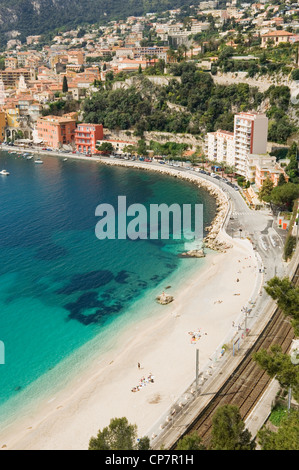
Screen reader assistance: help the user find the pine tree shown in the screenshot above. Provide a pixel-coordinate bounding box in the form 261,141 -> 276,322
210,405 -> 256,450
259,177 -> 274,202
88,417 -> 150,450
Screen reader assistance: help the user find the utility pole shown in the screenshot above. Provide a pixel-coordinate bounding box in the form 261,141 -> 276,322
196,349 -> 199,390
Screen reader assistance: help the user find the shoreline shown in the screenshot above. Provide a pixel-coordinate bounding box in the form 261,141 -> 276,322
2,145 -> 231,251
0,147 -> 260,450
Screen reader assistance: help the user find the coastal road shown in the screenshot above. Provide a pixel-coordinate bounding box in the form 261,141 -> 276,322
166,165 -> 286,281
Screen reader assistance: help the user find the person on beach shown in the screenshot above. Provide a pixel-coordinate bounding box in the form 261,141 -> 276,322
138,362 -> 140,369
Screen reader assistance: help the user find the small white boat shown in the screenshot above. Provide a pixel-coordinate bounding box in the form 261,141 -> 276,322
0,169 -> 10,175
35,158 -> 43,164
63,158 -> 68,162
27,156 -> 33,160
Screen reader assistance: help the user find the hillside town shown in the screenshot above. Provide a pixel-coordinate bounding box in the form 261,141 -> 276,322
0,0 -> 298,206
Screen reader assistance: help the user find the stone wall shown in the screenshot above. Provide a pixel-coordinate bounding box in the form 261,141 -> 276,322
104,128 -> 203,151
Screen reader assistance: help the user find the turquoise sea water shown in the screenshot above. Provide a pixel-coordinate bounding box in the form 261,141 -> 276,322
0,151 -> 216,426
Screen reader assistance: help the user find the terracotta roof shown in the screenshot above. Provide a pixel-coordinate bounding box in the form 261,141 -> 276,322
262,30 -> 293,37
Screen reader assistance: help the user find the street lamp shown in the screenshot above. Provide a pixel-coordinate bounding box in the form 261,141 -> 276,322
195,349 -> 199,390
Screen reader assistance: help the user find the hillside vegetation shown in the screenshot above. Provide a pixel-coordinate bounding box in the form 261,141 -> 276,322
0,0 -> 193,46
83,63 -> 297,143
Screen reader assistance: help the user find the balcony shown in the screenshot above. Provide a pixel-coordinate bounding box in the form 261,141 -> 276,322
77,128 -> 93,134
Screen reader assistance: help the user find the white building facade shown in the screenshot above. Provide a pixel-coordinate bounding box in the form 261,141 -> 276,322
205,112 -> 268,177
234,112 -> 268,176
205,130 -> 235,166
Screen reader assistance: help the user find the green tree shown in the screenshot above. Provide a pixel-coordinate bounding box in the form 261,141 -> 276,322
284,235 -> 296,261
62,76 -> 68,93
258,409 -> 299,450
264,276 -> 299,335
269,183 -> 299,210
89,417 -> 150,450
278,173 -> 287,186
97,142 -> 114,154
210,405 -> 256,450
286,143 -> 299,183
176,431 -> 206,450
259,177 -> 274,202
253,345 -> 299,403
137,139 -> 148,156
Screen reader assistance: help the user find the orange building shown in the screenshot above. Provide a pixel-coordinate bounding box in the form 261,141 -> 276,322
36,115 -> 77,148
248,154 -> 289,190
75,123 -> 104,154
0,111 -> 6,142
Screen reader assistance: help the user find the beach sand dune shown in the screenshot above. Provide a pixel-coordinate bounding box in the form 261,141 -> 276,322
0,234 -> 259,450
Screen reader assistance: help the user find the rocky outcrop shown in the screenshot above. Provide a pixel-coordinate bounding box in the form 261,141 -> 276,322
156,292 -> 174,305
178,249 -> 205,258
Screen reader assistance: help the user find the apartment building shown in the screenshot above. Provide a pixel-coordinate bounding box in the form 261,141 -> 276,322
205,112 -> 268,177
133,46 -> 169,61
190,22 -> 210,34
205,130 -> 235,166
4,57 -> 18,69
67,51 -> 85,65
0,68 -> 35,88
36,115 -> 77,148
247,154 -> 289,189
75,124 -> 104,154
234,112 -> 268,176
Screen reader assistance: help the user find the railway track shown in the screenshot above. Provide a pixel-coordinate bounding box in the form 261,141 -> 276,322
172,264 -> 298,448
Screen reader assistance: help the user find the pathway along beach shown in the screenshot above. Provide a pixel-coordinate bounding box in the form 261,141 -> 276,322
0,152 -> 259,450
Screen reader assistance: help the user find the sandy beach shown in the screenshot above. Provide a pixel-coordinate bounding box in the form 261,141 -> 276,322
0,232 -> 258,450
0,149 -> 260,450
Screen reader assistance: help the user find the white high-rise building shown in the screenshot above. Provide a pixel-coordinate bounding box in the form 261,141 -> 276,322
205,112 -> 268,177
234,112 -> 268,176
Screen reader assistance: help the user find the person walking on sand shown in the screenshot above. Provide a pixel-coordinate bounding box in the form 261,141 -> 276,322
138,362 -> 141,369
